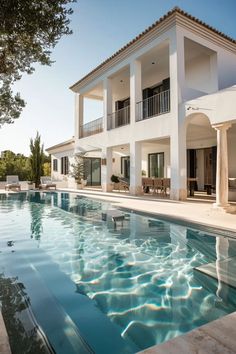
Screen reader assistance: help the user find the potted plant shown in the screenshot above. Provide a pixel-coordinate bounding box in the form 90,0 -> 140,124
27,173 -> 35,190
27,181 -> 35,190
70,153 -> 86,189
111,174 -> 120,190
111,174 -> 120,183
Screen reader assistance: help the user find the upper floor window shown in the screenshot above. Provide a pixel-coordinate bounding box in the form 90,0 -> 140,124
61,156 -> 69,175
53,159 -> 58,172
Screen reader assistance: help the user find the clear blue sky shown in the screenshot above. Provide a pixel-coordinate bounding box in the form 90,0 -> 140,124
1,0 -> 236,156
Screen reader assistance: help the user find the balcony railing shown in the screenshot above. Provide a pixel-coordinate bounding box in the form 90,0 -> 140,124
79,117 -> 103,138
136,89 -> 170,122
107,106 -> 130,130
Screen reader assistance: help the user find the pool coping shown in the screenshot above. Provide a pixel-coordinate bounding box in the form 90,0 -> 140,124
116,205 -> 236,239
0,311 -> 11,354
138,311 -> 236,354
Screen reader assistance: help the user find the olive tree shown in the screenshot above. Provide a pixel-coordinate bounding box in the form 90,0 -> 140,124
0,0 -> 76,126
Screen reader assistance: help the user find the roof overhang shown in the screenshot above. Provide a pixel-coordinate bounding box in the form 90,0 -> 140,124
46,138 -> 75,154
70,7 -> 236,93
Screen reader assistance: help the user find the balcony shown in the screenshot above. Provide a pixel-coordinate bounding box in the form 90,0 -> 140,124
107,106 -> 130,130
79,117 -> 103,138
136,89 -> 170,121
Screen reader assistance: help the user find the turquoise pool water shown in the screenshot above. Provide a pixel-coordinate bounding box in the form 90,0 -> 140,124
0,192 -> 236,354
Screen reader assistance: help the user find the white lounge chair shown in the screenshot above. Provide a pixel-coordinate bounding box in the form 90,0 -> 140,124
40,177 -> 56,190
5,175 -> 21,191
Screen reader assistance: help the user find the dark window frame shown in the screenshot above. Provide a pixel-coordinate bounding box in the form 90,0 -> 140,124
61,156 -> 69,175
148,152 -> 164,178
53,159 -> 58,172
121,156 -> 130,179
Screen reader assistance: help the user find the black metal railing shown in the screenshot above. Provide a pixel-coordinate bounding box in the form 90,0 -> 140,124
79,117 -> 103,138
136,90 -> 170,121
107,106 -> 130,130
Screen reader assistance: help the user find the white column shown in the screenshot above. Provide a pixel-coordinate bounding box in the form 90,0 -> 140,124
74,94 -> 83,141
103,78 -> 112,131
130,60 -> 142,125
169,28 -> 187,200
213,122 -> 231,210
101,147 -> 113,192
129,141 -> 142,195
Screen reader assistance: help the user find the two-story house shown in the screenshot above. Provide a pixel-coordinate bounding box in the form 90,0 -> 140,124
47,7 -> 236,211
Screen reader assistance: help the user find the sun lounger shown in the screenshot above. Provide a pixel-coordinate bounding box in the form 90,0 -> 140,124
39,177 -> 56,190
5,175 -> 21,191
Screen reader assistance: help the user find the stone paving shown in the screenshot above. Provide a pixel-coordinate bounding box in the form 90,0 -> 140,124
138,312 -> 236,354
0,312 -> 11,354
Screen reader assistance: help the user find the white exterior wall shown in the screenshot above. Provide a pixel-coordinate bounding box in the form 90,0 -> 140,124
142,145 -> 170,177
51,148 -> 74,181
218,51 -> 236,90
112,144 -> 170,178
185,54 -> 215,93
177,25 -> 236,101
71,15 -> 236,200
142,66 -> 169,90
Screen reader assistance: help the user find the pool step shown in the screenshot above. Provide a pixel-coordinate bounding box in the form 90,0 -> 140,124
102,210 -> 125,226
195,255 -> 236,289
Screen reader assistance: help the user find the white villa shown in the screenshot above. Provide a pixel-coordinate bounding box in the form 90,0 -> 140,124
46,7 -> 236,211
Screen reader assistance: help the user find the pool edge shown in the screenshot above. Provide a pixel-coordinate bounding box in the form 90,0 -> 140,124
0,311 -> 11,354
137,311 -> 236,354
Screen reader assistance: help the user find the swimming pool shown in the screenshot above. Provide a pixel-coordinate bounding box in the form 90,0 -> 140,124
0,192 -> 236,353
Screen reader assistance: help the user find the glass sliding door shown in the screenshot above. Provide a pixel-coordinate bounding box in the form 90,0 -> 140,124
148,153 -> 164,178
121,156 -> 130,179
84,158 -> 101,186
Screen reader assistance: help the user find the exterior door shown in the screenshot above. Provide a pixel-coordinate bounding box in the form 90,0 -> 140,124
121,156 -> 130,179
148,153 -> 164,177
84,158 -> 101,186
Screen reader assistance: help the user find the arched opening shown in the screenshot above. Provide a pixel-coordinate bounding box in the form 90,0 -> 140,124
186,113 -> 216,195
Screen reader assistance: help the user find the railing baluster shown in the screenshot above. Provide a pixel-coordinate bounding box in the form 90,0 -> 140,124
136,89 -> 170,122
107,105 -> 130,130
79,116 -> 103,138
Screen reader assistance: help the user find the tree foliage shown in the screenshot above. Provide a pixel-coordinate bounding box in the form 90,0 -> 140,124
29,132 -> 44,187
0,0 -> 75,126
0,150 -> 31,181
70,153 -> 85,183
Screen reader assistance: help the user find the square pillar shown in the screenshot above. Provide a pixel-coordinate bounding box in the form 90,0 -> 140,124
170,118 -> 187,200
103,78 -> 112,131
101,147 -> 113,192
74,94 -> 84,141
129,141 -> 142,195
130,60 -> 142,124
169,28 -> 187,200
